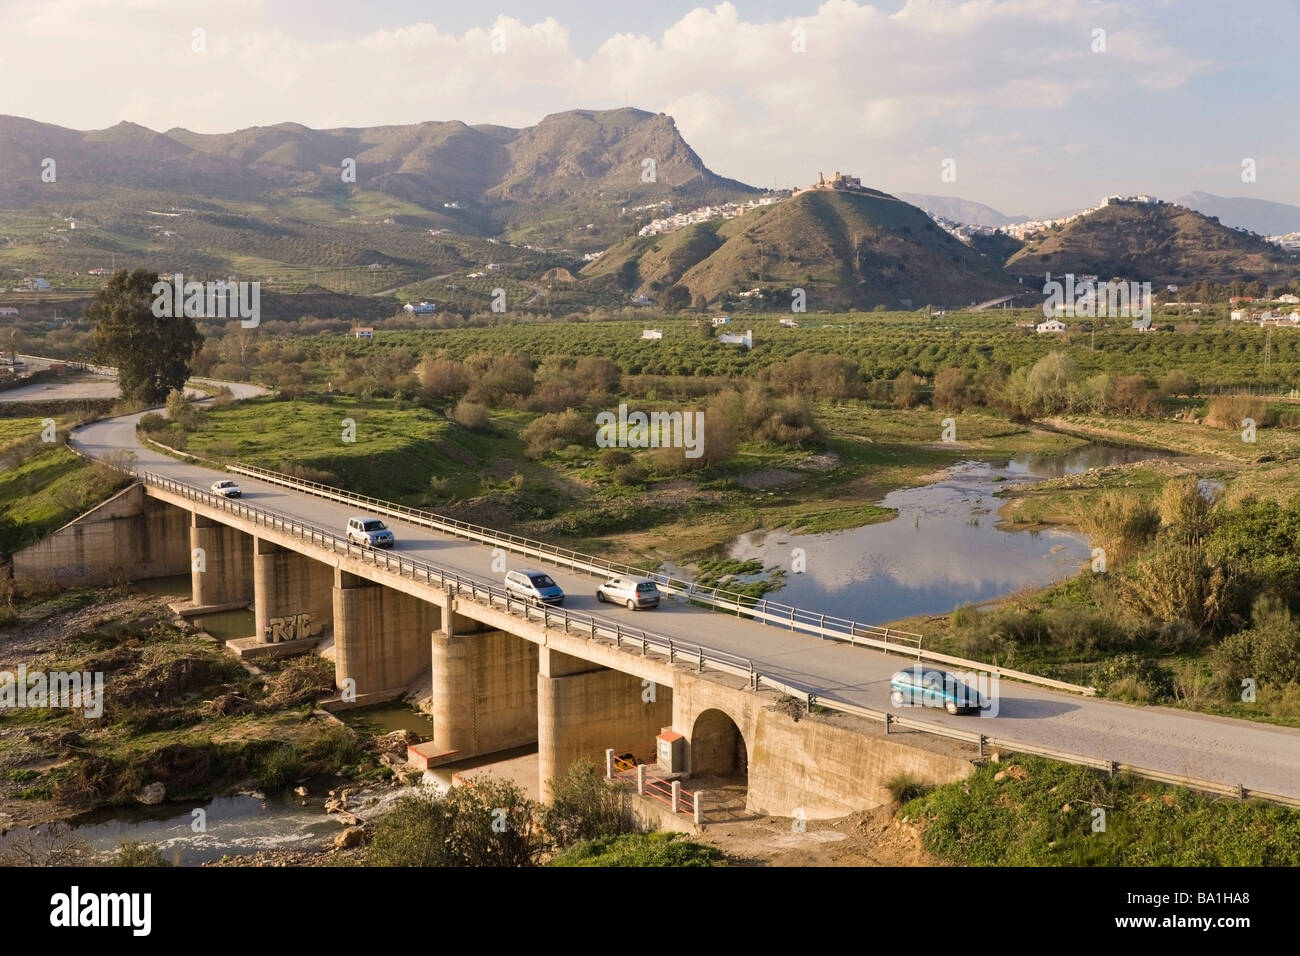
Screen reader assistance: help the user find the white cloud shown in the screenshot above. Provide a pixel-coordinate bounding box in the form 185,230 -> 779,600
0,0 -> 1223,210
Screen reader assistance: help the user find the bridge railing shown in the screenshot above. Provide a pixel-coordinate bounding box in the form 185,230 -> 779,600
136,468 -> 756,684
224,461 -> 1093,697
135,469 -> 1300,810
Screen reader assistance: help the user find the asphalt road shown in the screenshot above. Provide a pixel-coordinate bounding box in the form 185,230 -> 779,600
69,396 -> 1300,800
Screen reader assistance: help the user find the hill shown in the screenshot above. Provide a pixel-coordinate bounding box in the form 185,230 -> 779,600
583,188 -> 1017,310
1176,191 -> 1300,237
1005,201 -> 1298,283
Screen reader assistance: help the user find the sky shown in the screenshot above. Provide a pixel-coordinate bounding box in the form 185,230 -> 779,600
1,0 -> 1297,216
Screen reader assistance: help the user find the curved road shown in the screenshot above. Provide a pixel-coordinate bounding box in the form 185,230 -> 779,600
69,394 -> 1300,801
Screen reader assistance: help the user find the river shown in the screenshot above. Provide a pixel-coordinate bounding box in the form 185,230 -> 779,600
721,443 -> 1169,625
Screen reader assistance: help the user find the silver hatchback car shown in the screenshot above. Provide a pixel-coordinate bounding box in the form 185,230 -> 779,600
596,575 -> 661,610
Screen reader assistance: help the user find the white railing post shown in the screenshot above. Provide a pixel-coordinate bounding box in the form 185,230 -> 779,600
671,780 -> 681,813
605,749 -> 615,780
636,764 -> 646,796
694,790 -> 704,827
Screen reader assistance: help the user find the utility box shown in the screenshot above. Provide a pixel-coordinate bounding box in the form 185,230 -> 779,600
656,730 -> 685,774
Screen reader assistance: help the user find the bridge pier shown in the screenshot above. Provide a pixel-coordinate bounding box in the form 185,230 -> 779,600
332,570 -> 440,700
430,621 -> 538,760
252,537 -> 332,644
537,647 -> 672,796
190,514 -> 253,609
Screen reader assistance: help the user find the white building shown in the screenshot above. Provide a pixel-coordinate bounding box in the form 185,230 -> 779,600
718,329 -> 754,349
0,307 -> 18,318
780,317 -> 798,327
1036,319 -> 1067,334
631,294 -> 653,306
1230,310 -> 1249,322
641,329 -> 663,340
711,315 -> 730,327
403,301 -> 436,314
353,328 -> 374,339
1275,293 -> 1300,305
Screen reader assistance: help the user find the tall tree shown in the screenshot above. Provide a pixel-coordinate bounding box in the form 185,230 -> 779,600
88,270 -> 204,404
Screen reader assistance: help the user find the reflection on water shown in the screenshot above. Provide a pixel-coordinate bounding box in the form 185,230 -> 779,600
191,609 -> 255,641
338,703 -> 434,737
727,444 -> 1170,626
132,574 -> 191,598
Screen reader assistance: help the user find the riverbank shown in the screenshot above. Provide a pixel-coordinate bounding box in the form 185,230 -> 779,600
0,587 -> 379,834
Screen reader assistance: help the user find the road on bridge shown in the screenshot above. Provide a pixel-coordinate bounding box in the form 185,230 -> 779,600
70,401 -> 1300,801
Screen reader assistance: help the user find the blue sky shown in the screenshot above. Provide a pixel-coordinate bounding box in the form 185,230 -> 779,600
2,0 -> 1297,216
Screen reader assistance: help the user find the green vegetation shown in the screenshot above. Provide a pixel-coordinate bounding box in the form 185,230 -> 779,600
0,590 -> 366,815
114,842 -> 173,867
87,269 -> 203,404
549,832 -> 725,867
902,755 -> 1300,865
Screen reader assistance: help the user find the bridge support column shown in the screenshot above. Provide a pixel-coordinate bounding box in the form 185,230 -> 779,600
252,537 -> 333,644
332,570 -> 439,700
430,624 -> 538,760
536,648 -> 672,797
190,514 -> 253,609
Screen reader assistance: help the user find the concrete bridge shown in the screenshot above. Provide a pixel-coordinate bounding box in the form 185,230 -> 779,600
12,405 -> 1300,816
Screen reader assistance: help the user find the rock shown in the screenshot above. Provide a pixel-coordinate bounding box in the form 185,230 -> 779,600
324,798 -> 344,814
293,786 -> 308,797
136,782 -> 166,805
333,827 -> 364,850
335,811 -> 362,827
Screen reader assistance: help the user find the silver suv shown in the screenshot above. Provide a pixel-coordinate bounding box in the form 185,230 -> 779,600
596,575 -> 661,610
346,516 -> 395,549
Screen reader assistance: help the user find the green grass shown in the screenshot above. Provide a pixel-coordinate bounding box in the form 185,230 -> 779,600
0,445 -> 130,554
903,755 -> 1300,865
548,832 -> 726,867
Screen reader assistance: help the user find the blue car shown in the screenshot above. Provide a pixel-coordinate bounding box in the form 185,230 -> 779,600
890,666 -> 985,715
504,569 -> 565,606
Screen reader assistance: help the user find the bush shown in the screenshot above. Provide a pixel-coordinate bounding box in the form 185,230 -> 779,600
612,462 -> 645,486
600,448 -> 633,469
1092,653 -> 1174,702
451,399 -> 490,432
137,412 -> 169,435
886,772 -> 932,803
1159,369 -> 1199,398
114,842 -> 172,867
367,777 -> 543,867
933,367 -> 970,412
256,744 -> 302,790
522,408 -> 592,459
1075,491 -> 1160,568
1205,395 -> 1274,429
543,759 -> 633,849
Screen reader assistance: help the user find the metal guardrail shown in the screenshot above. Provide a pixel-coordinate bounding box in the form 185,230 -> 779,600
129,467 -> 1300,810
223,462 -> 1096,696
135,468 -> 758,684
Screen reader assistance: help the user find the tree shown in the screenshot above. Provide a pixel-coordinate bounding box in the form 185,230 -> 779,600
88,269 -> 203,404
661,284 -> 692,311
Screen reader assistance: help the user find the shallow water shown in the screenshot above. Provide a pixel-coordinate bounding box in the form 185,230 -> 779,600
724,444 -> 1170,626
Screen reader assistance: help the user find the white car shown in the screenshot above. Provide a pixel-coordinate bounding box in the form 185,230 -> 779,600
210,479 -> 241,498
346,516 -> 395,549
596,575 -> 661,610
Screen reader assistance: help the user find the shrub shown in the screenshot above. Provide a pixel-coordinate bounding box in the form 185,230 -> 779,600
1204,395 -> 1273,429
114,842 -> 172,867
522,409 -> 591,458
451,399 -> 490,432
256,744 -> 302,790
367,778 -> 543,867
1075,491 -> 1160,568
886,772 -> 932,803
600,448 -> 633,469
543,759 -> 633,849
612,462 -> 645,486
137,412 -> 168,435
